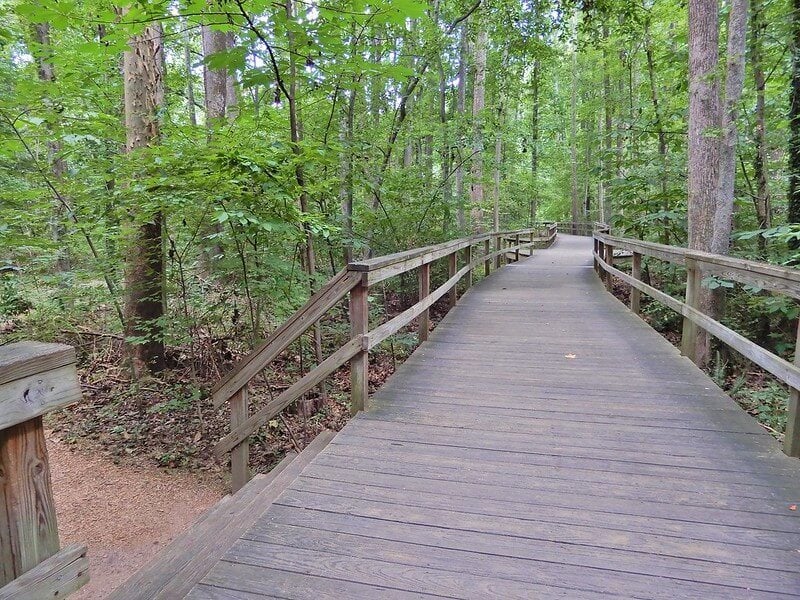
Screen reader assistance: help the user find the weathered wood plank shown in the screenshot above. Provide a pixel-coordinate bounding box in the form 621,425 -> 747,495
0,543 -> 87,600
0,418 -> 60,587
0,343 -> 75,387
0,365 -> 82,431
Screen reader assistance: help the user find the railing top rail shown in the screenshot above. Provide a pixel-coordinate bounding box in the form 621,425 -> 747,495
595,232 -> 800,299
347,226 -> 550,273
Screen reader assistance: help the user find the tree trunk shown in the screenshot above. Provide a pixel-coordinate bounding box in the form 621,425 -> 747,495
184,23 -> 197,127
570,51 -> 580,231
788,0 -> 800,246
530,59 -> 540,225
470,21 -> 487,231
339,85 -> 356,265
455,24 -> 468,230
751,0 -> 771,250
687,0 -> 721,365
644,16 -> 670,243
601,23 -> 612,225
712,0 -> 748,256
32,22 -> 70,274
202,24 -> 229,125
123,22 -> 166,374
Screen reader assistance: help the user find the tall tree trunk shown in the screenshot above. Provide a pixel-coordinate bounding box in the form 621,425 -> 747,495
201,22 -> 231,272
493,120 -> 502,232
712,0 -> 748,256
644,16 -> 670,243
788,0 -> 800,247
184,21 -> 197,127
339,85 -> 356,265
32,22 -> 70,274
687,0 -> 721,253
123,22 -> 166,374
687,0 -> 721,366
751,0 -> 771,250
601,24 -> 612,225
455,24 -> 468,230
470,21 -> 487,231
530,59 -> 540,225
202,24 -> 234,124
438,57 -> 453,227
570,52 -> 580,231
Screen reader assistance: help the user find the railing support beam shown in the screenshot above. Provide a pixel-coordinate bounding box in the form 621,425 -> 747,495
230,386 -> 250,493
349,275 -> 369,415
785,320 -> 800,457
418,263 -> 431,343
681,257 -> 701,364
631,252 -> 642,315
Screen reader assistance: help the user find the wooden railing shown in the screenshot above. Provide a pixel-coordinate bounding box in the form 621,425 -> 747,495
212,224 -> 558,491
559,221 -> 603,237
593,229 -> 800,457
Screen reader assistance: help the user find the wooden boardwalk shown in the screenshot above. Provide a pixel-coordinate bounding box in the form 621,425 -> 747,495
189,234 -> 800,599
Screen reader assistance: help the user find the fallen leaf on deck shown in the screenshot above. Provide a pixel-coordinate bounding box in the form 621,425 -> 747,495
565,354 -> 577,359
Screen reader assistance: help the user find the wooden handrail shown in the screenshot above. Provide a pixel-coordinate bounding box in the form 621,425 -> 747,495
593,230 -> 800,457
212,225 -> 558,491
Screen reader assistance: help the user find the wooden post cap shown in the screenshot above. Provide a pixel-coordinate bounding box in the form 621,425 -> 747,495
0,341 -> 81,431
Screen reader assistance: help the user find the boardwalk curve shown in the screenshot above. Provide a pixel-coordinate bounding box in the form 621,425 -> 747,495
189,234 -> 800,599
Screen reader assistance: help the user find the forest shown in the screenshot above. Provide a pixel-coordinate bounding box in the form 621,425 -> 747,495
1,0 -> 799,469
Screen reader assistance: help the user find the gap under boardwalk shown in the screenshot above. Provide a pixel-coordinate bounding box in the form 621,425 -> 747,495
189,234 -> 800,600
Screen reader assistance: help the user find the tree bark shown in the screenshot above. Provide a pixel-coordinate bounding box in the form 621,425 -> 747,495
687,0 -> 721,254
123,22 -> 166,374
530,59 -> 540,225
687,0 -> 721,366
751,0 -> 771,248
32,22 -> 70,274
570,51 -> 580,231
644,16 -> 670,243
470,21 -> 487,231
789,0 -> 800,246
455,24 -> 468,230
712,0 -> 748,256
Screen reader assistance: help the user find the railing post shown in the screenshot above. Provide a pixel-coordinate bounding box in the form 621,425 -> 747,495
484,238 -> 491,276
448,251 -> 457,308
681,257 -> 701,364
514,234 -> 521,262
785,320 -> 800,457
230,386 -> 249,493
604,243 -> 614,292
596,239 -> 604,280
0,342 -> 82,587
349,274 -> 369,415
464,245 -> 473,289
494,235 -> 501,269
418,262 -> 431,343
631,252 -> 642,315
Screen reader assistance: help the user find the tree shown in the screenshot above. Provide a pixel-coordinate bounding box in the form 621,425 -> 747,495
122,21 -> 166,374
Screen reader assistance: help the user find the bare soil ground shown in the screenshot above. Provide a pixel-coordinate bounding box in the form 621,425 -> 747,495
47,433 -> 225,599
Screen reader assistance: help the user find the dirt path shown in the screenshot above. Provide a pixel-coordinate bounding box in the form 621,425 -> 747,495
47,434 -> 224,599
